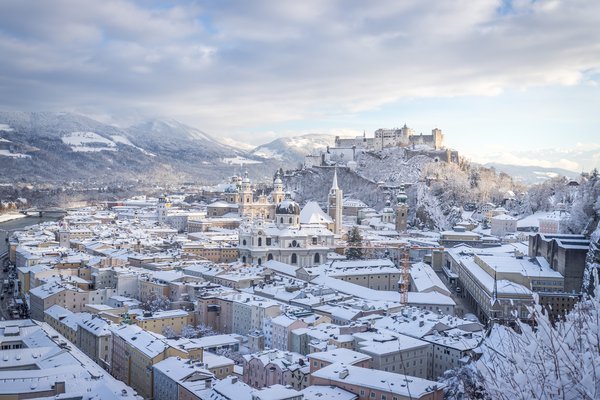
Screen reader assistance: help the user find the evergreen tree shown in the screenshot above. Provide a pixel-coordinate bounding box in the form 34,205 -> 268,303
346,226 -> 363,260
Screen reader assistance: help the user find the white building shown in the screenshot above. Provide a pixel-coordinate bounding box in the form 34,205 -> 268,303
238,198 -> 335,268
491,214 -> 517,237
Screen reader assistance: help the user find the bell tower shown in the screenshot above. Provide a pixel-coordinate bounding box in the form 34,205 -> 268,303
395,185 -> 408,232
273,172 -> 285,204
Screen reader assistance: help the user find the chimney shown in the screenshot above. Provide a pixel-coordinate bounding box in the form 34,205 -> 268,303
338,369 -> 349,379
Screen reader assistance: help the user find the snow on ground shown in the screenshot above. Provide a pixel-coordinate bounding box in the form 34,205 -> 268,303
356,148 -> 431,184
222,156 -> 262,165
220,137 -> 255,151
62,131 -> 117,152
61,131 -> 155,155
0,123 -> 14,132
517,211 -> 563,229
253,147 -> 283,160
0,213 -> 26,223
110,134 -> 134,146
111,135 -> 156,156
0,149 -> 30,158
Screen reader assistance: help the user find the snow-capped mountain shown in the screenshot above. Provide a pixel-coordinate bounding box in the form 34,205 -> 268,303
124,118 -> 241,159
251,134 -> 336,164
0,111 -> 267,183
483,163 -> 580,184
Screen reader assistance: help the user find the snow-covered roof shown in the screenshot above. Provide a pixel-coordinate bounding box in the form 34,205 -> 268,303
312,363 -> 443,398
307,348 -> 371,365
300,201 -> 333,225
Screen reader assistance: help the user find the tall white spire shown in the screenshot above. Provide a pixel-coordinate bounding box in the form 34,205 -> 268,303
328,168 -> 343,235
331,168 -> 339,191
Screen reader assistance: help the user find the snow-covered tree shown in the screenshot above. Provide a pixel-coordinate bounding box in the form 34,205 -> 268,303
440,363 -> 488,400
216,347 -> 245,364
162,325 -> 177,339
181,324 -> 199,338
474,277 -> 600,400
566,173 -> 600,234
196,323 -> 217,337
141,293 -> 170,313
345,226 -> 363,260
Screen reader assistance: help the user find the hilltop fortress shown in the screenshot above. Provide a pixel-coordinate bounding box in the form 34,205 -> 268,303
305,124 -> 460,168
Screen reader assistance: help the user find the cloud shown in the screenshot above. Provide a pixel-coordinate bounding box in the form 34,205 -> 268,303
0,0 -> 599,139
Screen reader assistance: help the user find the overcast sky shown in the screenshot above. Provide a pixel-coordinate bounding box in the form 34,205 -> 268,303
0,0 -> 599,171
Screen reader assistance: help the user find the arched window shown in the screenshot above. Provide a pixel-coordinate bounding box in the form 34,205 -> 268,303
242,256 -> 247,263
258,237 -> 262,247
280,217 -> 284,224
314,253 -> 320,264
291,253 -> 297,264
267,253 -> 273,261
289,217 -> 292,224
257,258 -> 262,266
242,239 -> 247,246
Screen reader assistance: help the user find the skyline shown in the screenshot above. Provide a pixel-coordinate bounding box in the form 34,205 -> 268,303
0,0 -> 599,171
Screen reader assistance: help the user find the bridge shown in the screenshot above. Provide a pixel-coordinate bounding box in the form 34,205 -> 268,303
20,208 -> 68,218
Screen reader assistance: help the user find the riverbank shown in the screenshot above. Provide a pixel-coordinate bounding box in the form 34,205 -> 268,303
0,213 -> 26,223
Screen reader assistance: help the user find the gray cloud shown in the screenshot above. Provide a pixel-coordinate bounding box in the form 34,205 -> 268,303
0,0 -> 599,138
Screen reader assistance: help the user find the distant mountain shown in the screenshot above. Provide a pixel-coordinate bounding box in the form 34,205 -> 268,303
125,119 -> 239,159
484,162 -> 580,184
251,134 -> 335,164
0,111 -> 269,184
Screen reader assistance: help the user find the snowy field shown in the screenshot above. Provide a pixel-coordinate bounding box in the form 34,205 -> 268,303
62,131 -> 117,152
222,156 -> 262,165
0,123 -> 14,132
0,149 -> 30,158
60,131 -> 154,155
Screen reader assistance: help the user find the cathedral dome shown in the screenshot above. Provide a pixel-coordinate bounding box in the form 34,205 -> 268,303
276,199 -> 300,215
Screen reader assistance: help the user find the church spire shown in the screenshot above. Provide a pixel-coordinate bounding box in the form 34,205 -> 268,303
331,168 -> 339,191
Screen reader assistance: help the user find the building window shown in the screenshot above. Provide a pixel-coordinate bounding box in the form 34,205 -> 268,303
314,253 -> 320,264
268,253 -> 273,261
291,253 -> 297,264
258,237 -> 262,246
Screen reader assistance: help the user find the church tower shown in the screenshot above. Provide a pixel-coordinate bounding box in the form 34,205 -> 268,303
239,171 -> 254,217
273,172 -> 285,204
157,194 -> 167,223
328,168 -> 343,235
241,171 -> 253,205
395,185 -> 408,232
382,197 -> 394,224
